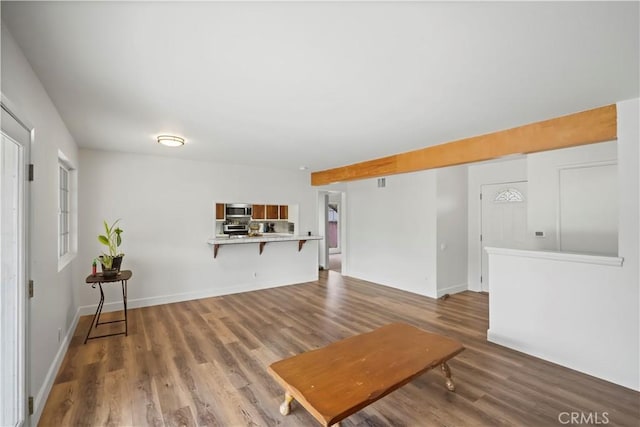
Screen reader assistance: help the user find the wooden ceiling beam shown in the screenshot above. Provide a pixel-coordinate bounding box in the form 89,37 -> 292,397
311,104 -> 617,186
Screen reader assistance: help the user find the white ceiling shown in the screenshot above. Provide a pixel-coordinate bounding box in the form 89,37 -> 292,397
2,1 -> 638,172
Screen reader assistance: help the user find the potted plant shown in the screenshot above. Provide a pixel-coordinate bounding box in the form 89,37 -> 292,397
98,219 -> 124,276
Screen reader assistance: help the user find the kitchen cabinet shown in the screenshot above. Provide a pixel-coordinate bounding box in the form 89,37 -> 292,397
215,203 -> 225,220
279,205 -> 288,220
253,204 -> 266,220
217,201 -> 289,221
266,205 -> 279,220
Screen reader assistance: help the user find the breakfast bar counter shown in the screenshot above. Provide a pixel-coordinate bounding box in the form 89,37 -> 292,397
207,234 -> 322,258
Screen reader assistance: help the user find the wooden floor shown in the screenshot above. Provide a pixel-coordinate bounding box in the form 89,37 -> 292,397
40,271 -> 639,426
328,253 -> 342,272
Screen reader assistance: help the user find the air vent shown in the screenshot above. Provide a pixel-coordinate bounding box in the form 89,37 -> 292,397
377,177 -> 386,188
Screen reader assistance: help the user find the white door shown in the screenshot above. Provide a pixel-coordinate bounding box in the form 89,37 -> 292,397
1,104 -> 30,427
480,181 -> 528,292
559,163 -> 618,255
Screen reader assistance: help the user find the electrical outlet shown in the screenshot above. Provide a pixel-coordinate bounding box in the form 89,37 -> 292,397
253,272 -> 257,278
57,328 -> 62,343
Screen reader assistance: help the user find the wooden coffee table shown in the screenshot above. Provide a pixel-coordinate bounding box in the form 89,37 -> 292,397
268,322 -> 465,426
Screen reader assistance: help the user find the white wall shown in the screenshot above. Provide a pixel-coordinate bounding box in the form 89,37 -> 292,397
527,141 -> 617,252
486,249 -> 635,389
436,165 -> 468,296
617,100 -> 640,383
346,170 -> 438,297
76,149 -> 318,311
467,142 -> 619,291
467,157 -> 527,291
1,25 -> 80,422
486,98 -> 639,391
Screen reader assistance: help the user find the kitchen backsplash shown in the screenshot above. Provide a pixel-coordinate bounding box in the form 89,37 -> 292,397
215,221 -> 294,235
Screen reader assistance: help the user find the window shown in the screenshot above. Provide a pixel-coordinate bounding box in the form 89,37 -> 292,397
59,162 -> 70,257
58,152 -> 76,270
494,188 -> 524,203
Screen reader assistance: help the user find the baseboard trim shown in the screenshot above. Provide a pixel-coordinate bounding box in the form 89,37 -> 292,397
347,271 -> 435,298
76,275 -> 318,316
32,308 -> 80,426
437,282 -> 468,298
487,329 -> 639,392
487,329 -> 519,348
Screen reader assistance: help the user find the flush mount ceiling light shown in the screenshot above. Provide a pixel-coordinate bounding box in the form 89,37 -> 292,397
157,135 -> 185,147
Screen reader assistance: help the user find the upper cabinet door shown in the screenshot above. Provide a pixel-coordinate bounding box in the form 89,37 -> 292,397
252,204 -> 266,220
279,205 -> 288,220
216,203 -> 225,220
266,205 -> 279,220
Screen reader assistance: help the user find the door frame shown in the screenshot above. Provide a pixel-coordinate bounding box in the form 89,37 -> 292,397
1,94 -> 33,427
479,180 -> 527,292
317,189 -> 347,274
317,192 -> 329,270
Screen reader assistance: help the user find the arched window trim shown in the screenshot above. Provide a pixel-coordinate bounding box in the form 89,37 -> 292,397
494,188 -> 524,203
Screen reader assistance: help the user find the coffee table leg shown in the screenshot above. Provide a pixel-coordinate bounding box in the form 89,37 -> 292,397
279,392 -> 294,415
441,362 -> 456,391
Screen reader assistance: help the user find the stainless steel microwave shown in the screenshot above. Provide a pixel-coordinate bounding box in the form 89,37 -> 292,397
225,203 -> 252,217
223,223 -> 249,235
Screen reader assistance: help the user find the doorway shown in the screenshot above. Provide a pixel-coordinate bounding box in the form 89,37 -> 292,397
480,181 -> 528,292
327,194 -> 341,272
1,101 -> 31,427
318,190 -> 346,274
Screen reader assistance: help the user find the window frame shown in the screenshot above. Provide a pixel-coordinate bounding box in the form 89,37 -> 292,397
59,162 -> 70,257
57,152 -> 77,270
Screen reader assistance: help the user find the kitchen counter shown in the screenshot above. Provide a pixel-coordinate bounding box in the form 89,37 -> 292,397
207,234 -> 322,258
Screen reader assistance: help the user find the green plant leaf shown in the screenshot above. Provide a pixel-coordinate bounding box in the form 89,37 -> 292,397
100,254 -> 113,269
99,219 -> 123,255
